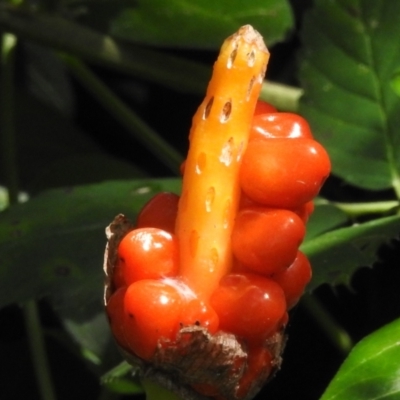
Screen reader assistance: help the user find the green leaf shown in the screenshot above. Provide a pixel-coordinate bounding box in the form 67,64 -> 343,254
299,0 -> 400,192
302,214 -> 400,291
110,0 -> 293,49
0,178 -> 181,310
320,317 -> 400,400
29,154 -> 147,194
305,201 -> 349,241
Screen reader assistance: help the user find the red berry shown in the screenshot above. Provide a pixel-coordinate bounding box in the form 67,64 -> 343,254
112,257 -> 127,289
210,273 -> 286,342
179,298 -> 219,334
240,138 -> 331,209
136,192 -> 179,233
231,207 -> 305,275
294,201 -> 315,223
191,383 -> 220,398
123,279 -> 183,360
106,287 -> 129,349
272,251 -> 312,309
251,113 -> 313,140
253,100 -> 277,115
116,228 -> 179,285
236,346 -> 273,399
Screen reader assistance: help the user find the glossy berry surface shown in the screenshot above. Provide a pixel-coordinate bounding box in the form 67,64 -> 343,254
179,298 -> 219,334
236,346 -> 273,399
250,113 -> 313,140
240,138 -> 331,209
253,100 -> 277,115
294,201 -> 315,223
123,279 -> 183,360
272,251 -> 312,309
231,207 -> 305,275
136,192 -> 180,233
210,273 -> 286,342
116,228 -> 179,285
106,287 -> 129,349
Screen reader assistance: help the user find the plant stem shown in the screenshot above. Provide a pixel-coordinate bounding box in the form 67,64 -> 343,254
260,81 -> 303,112
315,198 -> 400,217
101,361 -> 136,384
23,301 -> 57,400
301,293 -> 353,355
333,200 -> 399,217
60,53 -> 183,175
1,31 -> 57,400
141,379 -> 183,400
0,32 -> 18,203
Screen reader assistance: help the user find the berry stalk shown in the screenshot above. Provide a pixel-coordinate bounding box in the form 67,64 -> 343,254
176,25 -> 270,298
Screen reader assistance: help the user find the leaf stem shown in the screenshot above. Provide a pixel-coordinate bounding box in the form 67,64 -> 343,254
60,53 -> 183,175
390,177 -> 400,202
260,81 -> 303,112
315,198 -> 400,217
141,379 -> 183,400
101,361 -> 135,385
301,293 -> 353,355
0,31 -> 18,203
22,300 -> 57,400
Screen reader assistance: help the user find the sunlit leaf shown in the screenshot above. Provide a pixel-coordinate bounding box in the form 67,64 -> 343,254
302,214 -> 400,290
320,317 -> 400,400
299,0 -> 400,191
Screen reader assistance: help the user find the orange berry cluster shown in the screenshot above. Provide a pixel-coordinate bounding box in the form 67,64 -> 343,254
105,100 -> 330,399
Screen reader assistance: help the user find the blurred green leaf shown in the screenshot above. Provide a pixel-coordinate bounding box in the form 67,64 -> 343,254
0,5 -> 210,94
24,42 -> 75,117
29,154 -> 147,194
391,70 -> 400,97
110,0 -> 293,49
62,311 -> 114,370
299,0 -> 400,191
0,178 -> 181,311
302,214 -> 400,291
320,317 -> 400,400
12,91 -> 103,189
